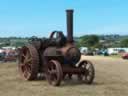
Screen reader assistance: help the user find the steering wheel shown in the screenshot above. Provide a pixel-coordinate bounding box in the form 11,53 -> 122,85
49,31 -> 66,46
49,31 -> 63,39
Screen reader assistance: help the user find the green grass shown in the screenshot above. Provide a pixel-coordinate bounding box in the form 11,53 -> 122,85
1,57 -> 128,96
94,54 -> 122,59
109,54 -> 122,59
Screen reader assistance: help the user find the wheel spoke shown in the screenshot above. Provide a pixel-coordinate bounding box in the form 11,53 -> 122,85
22,54 -> 26,58
19,64 -> 25,68
23,64 -> 31,78
24,70 -> 29,78
25,58 -> 32,64
50,63 -> 55,69
51,69 -> 57,75
23,54 -> 27,64
23,65 -> 28,77
26,51 -> 31,60
23,51 -> 32,64
26,64 -> 31,72
23,59 -> 27,64
86,64 -> 90,70
46,60 -> 63,86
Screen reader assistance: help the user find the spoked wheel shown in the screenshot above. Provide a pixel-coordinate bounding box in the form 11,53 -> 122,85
78,60 -> 95,84
18,45 -> 39,80
46,60 -> 63,86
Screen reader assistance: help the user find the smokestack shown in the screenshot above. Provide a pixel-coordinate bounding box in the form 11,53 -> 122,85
66,9 -> 74,43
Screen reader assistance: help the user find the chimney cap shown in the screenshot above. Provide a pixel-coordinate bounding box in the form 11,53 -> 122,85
66,9 -> 74,12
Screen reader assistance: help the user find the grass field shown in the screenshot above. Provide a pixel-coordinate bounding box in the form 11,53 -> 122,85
0,56 -> 128,96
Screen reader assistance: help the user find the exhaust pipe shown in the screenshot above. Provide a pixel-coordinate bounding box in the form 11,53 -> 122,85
66,9 -> 74,43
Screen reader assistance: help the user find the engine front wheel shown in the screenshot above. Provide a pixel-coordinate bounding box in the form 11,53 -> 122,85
46,60 -> 63,86
77,60 -> 95,84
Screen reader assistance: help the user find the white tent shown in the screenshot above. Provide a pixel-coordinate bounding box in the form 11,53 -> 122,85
0,49 -> 4,53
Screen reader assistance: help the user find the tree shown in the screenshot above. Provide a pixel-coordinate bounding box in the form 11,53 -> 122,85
120,39 -> 128,47
80,35 -> 99,49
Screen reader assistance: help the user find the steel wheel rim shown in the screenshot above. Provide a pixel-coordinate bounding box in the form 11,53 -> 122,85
46,60 -> 63,86
78,60 -> 95,84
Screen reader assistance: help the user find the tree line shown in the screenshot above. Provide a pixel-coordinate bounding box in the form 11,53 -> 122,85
0,35 -> 128,48
76,35 -> 128,49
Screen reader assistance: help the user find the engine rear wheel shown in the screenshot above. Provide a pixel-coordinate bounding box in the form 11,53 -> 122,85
46,60 -> 63,86
18,45 -> 39,80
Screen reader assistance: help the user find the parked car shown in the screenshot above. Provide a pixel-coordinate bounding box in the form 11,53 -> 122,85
3,51 -> 17,62
96,49 -> 109,56
0,53 -> 5,61
3,55 -> 17,62
122,53 -> 128,59
102,50 -> 109,56
85,50 -> 94,56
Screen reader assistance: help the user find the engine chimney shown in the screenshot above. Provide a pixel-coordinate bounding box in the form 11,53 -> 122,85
66,9 -> 74,43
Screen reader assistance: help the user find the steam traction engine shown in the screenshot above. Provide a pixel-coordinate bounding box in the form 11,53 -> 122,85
18,10 -> 95,86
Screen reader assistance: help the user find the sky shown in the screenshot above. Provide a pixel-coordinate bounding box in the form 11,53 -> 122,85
0,0 -> 128,37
